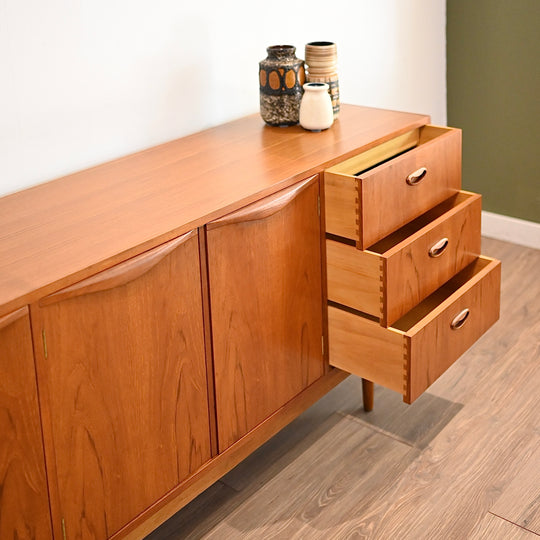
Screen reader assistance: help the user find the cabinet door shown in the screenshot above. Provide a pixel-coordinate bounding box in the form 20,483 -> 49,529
33,230 -> 211,539
0,307 -> 52,540
206,175 -> 324,452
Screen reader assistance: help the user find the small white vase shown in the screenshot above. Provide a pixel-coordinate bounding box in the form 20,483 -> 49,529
299,82 -> 334,131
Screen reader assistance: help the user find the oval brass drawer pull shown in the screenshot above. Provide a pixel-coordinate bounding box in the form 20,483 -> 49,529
450,308 -> 470,330
429,237 -> 449,258
406,167 -> 427,186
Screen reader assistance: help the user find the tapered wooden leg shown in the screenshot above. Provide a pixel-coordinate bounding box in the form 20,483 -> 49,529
362,378 -> 374,412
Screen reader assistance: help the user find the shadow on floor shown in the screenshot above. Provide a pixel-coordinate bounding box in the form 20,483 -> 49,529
338,377 -> 464,449
146,376 -> 463,539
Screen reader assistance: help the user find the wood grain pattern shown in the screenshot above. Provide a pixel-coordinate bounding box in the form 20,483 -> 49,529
328,257 -> 501,403
326,239 -> 380,316
0,105 -> 429,318
207,175 -> 316,228
0,307 -> 52,540
383,191 -> 481,325
358,126 -> 462,249
428,237 -> 540,407
348,418 -> 538,540
32,232 -> 212,539
140,238 -> 540,540
323,171 -> 359,239
324,128 -> 420,177
327,305 -> 404,393
405,257 -> 501,403
326,191 -> 482,325
490,439 -> 540,534
39,229 -> 197,307
359,238 -> 538,540
149,406 -> 421,540
116,368 -> 349,540
207,176 -> 325,452
141,482 -> 235,540
324,128 -> 420,239
340,378 -> 464,451
0,305 -> 28,330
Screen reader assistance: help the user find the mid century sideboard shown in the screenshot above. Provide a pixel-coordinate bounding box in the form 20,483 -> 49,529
0,104 -> 500,539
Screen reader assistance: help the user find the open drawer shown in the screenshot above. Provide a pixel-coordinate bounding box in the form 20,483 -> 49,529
325,125 -> 462,249
328,256 -> 501,403
327,191 -> 482,326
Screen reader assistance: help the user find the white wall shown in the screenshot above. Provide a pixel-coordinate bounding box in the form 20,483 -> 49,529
0,0 -> 446,197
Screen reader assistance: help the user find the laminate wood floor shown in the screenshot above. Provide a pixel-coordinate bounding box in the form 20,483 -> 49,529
147,238 -> 540,540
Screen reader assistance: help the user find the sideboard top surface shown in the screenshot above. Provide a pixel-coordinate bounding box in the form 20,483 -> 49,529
0,104 -> 429,315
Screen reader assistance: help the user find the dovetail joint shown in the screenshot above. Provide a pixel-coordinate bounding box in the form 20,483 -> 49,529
403,337 -> 409,397
379,259 -> 385,323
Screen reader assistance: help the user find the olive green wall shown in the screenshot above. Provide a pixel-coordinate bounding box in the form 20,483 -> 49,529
447,0 -> 540,223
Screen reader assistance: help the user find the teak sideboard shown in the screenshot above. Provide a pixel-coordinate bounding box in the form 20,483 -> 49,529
0,104 -> 500,539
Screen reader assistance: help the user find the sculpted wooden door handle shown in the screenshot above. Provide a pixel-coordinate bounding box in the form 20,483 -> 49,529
0,306 -> 28,330
39,230 -> 197,306
207,175 -> 318,229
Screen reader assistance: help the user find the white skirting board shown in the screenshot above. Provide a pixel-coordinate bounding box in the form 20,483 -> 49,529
482,211 -> 540,250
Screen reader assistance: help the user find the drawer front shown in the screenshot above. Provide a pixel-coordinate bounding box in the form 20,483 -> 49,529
327,191 -> 482,326
324,129 -> 421,240
359,126 -> 462,248
383,191 -> 481,325
404,257 -> 501,403
328,257 -> 501,403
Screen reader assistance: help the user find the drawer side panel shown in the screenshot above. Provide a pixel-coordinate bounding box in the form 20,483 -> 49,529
326,240 -> 381,317
328,305 -> 404,392
324,172 -> 359,239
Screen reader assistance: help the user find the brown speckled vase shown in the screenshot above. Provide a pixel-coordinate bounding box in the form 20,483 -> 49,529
259,45 -> 305,126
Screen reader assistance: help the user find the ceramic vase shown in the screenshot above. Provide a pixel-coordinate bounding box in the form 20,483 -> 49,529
299,82 -> 334,131
259,45 -> 305,126
305,41 -> 340,118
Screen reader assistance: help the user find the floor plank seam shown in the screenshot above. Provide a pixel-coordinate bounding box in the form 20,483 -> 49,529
488,511 -> 540,537
335,410 -> 416,448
